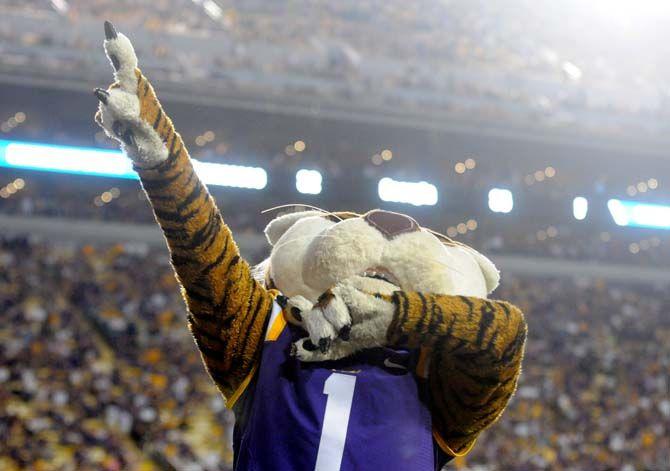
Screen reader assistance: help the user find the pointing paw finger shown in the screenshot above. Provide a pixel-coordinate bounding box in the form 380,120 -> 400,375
292,337 -> 357,362
303,310 -> 336,348
321,294 -> 352,339
102,21 -> 138,93
94,88 -> 109,104
285,295 -> 313,325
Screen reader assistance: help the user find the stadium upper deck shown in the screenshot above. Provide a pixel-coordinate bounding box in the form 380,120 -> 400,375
1,0 -> 669,140
0,81 -> 668,267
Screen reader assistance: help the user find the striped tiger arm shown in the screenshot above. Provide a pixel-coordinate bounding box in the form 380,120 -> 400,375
131,69 -> 275,401
382,292 -> 527,456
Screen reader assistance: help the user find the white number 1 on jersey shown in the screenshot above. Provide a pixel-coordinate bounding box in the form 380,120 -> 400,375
314,372 -> 357,471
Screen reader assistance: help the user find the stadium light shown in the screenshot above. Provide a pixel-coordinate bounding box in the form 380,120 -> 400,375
377,177 -> 438,206
192,0 -> 223,19
193,161 -> 267,190
0,139 -> 267,190
573,197 -> 588,220
488,188 -> 513,213
4,140 -> 136,179
607,199 -> 670,230
295,169 -> 322,195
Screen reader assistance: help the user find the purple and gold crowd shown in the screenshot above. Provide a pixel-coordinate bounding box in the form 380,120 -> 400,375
1,237 -> 234,470
1,235 -> 668,470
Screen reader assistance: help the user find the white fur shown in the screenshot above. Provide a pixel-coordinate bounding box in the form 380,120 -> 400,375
464,246 -> 500,293
265,211 -> 323,246
291,278 -> 397,361
126,121 -> 169,167
302,218 -> 387,294
104,88 -> 140,121
104,33 -> 138,92
97,31 -> 168,168
268,212 -> 496,302
269,215 -> 335,300
266,210 -> 501,361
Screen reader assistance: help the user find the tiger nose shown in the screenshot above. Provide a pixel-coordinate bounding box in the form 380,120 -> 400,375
364,210 -> 420,239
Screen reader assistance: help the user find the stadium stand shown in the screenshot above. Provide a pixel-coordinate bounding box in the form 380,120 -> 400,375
0,85 -> 668,268
0,237 -> 234,470
2,184 -> 670,267
1,0 -> 669,138
1,236 -> 668,470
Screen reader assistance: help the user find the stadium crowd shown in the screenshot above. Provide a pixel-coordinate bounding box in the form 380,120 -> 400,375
1,235 -> 668,470
477,277 -> 670,470
1,0 -> 668,137
0,238 -> 150,470
0,237 -> 234,470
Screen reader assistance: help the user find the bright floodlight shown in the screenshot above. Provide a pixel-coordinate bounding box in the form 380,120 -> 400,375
296,169 -> 322,195
5,141 -> 136,178
488,188 -> 513,213
193,161 -> 267,189
378,177 -> 438,206
607,199 -> 670,230
573,197 -> 588,220
0,139 -> 267,190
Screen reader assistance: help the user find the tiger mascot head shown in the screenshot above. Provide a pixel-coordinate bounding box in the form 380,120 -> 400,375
261,209 -> 500,302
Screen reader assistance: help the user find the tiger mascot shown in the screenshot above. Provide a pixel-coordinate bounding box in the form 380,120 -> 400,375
95,22 -> 527,470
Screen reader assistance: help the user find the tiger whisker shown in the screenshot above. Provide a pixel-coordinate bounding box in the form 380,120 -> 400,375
422,258 -> 467,277
261,204 -> 343,221
270,233 -> 344,252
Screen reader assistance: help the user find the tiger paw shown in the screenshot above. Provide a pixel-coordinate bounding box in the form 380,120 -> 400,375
289,278 -> 396,361
286,295 -> 339,352
291,336 -> 360,362
94,21 -> 168,168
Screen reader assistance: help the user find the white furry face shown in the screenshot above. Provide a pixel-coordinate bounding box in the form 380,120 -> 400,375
265,210 -> 499,303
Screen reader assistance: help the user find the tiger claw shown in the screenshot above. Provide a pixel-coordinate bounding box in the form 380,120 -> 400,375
275,295 -> 288,308
94,88 -> 109,104
303,339 -> 319,352
122,129 -> 135,147
112,121 -> 124,138
338,325 -> 351,341
110,54 -> 120,71
104,21 -> 117,40
318,337 -> 331,354
290,307 -> 303,323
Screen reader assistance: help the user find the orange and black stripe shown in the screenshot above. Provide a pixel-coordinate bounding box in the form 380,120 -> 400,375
129,69 -> 274,401
382,291 -> 527,456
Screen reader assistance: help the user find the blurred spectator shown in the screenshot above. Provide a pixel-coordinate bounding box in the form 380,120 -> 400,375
0,237 -> 233,470
1,0 -> 669,137
1,235 -> 668,469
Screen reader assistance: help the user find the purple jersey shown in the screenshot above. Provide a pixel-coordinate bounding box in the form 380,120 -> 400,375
231,300 -> 447,470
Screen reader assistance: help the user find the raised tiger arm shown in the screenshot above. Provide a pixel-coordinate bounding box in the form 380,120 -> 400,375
94,22 -> 274,401
289,282 -> 526,457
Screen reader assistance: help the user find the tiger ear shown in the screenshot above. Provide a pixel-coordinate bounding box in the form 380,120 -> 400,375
464,246 -> 500,294
264,211 -> 323,246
